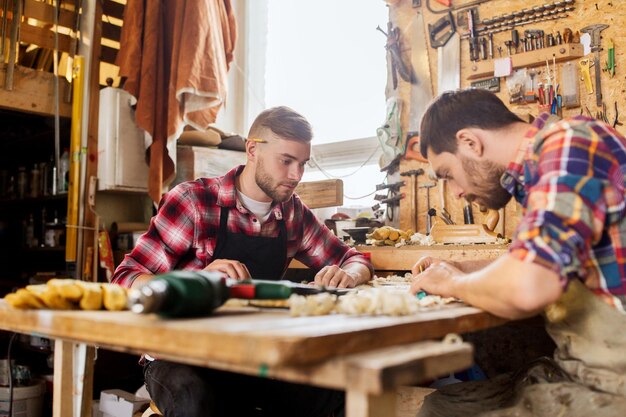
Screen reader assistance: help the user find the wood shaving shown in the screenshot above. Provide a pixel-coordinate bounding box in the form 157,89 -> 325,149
289,288 -> 457,317
370,273 -> 413,286
289,292 -> 337,316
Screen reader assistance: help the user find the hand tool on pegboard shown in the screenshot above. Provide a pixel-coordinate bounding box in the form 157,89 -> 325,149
463,1 -> 575,38
404,131 -> 428,163
603,38 -> 615,78
463,200 -> 474,224
580,24 -> 609,107
400,169 -> 424,232
375,181 -> 405,192
419,182 -> 436,234
376,22 -> 417,88
437,21 -> 461,93
437,179 -> 454,225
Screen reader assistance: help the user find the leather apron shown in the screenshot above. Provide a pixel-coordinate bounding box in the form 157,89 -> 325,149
212,206 -> 287,280
419,280 -> 626,417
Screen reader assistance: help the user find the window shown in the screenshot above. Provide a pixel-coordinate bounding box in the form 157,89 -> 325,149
218,0 -> 389,209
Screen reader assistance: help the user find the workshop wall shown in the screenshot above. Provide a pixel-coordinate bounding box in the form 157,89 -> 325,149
389,0 -> 622,238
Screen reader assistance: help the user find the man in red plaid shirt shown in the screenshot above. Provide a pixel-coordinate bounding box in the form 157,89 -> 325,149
112,106 -> 372,417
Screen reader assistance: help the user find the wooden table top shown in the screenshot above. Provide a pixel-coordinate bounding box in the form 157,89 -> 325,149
0,301 -> 505,367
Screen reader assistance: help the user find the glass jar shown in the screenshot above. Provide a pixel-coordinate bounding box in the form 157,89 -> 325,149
16,166 -> 27,199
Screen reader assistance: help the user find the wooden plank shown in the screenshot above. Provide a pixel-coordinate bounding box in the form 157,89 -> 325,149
20,22 -> 73,53
102,21 -> 121,41
102,0 -> 125,20
467,43 -> 584,80
24,0 -> 76,28
53,339 -> 74,417
173,145 -> 247,186
0,63 -> 72,117
295,179 -> 343,209
357,245 -> 507,271
80,346 -> 96,417
345,341 -> 472,394
147,340 -> 472,393
290,244 -> 508,271
0,301 -> 505,367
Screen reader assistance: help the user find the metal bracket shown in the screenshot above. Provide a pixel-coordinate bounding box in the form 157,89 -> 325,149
429,12 -> 456,48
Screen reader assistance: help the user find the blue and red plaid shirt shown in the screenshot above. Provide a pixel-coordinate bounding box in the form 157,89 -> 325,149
112,165 -> 372,287
502,113 -> 626,311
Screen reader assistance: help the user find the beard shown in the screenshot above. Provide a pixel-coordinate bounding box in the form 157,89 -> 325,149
461,156 -> 512,210
255,156 -> 298,203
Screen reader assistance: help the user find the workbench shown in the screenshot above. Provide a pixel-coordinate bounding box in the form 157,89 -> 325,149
0,300 -> 506,417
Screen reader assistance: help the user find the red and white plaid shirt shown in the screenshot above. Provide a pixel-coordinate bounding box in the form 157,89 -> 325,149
112,165 -> 372,287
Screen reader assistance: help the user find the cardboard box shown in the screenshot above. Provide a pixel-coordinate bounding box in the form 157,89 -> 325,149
99,389 -> 150,417
92,400 -> 104,417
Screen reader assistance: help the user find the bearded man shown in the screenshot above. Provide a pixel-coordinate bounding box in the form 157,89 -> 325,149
411,89 -> 626,417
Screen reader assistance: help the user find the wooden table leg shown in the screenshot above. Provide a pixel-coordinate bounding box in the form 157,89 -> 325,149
53,340 -> 95,417
346,390 -> 396,417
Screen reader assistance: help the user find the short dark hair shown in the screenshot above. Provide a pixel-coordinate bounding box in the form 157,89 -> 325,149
420,89 -> 524,158
248,106 -> 313,143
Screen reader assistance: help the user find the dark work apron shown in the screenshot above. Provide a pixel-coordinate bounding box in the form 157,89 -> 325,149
212,206 -> 287,280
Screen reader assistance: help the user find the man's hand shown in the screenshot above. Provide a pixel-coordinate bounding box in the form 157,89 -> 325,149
204,259 -> 251,280
410,256 -> 465,298
314,265 -> 359,288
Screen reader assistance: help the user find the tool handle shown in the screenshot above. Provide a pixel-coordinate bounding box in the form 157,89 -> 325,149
463,201 -> 474,224
231,280 -> 293,299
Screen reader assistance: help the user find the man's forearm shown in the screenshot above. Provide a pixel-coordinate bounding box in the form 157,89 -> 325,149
453,255 -> 563,319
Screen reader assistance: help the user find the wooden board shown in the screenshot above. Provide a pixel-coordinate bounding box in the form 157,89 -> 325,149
295,179 -> 343,209
0,301 -> 505,367
173,145 -> 246,186
0,63 -> 72,117
429,224 -> 501,244
466,43 -> 585,80
290,244 -> 508,271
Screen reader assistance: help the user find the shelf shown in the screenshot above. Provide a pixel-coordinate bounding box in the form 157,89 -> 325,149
20,246 -> 66,253
0,193 -> 68,205
0,63 -> 72,118
467,43 -> 584,80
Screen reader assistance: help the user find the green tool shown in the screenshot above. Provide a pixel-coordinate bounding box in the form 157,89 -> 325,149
604,38 -> 615,78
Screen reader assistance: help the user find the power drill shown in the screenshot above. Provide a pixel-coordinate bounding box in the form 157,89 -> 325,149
128,270 -> 230,317
128,270 -> 349,318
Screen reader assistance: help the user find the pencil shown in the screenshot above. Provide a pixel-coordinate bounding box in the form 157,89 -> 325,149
247,137 -> 267,143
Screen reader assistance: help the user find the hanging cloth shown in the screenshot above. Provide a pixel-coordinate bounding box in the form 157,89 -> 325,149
117,0 -> 237,202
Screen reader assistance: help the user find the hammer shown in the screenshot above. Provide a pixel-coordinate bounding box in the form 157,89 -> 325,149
400,169 -> 424,231
419,182 -> 436,234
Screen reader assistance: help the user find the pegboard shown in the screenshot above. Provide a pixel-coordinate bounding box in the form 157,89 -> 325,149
387,0 -> 620,237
